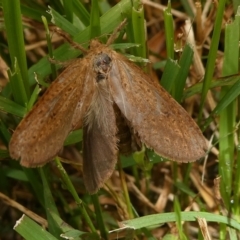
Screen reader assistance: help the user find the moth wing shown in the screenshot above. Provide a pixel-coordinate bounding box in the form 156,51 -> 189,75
9,59 -> 93,167
83,86 -> 118,194
109,54 -> 207,162
71,65 -> 96,130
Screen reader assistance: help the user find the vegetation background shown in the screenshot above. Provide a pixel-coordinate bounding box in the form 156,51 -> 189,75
0,0 -> 240,239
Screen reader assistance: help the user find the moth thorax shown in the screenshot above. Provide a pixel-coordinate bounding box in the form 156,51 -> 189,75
114,104 -> 132,155
93,53 -> 112,82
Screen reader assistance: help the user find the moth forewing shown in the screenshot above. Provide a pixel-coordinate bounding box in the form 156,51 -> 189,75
108,50 -> 207,162
9,60 -> 86,167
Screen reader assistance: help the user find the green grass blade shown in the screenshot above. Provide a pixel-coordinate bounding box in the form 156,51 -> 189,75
180,0 -> 194,18
222,20 -> 239,77
7,61 -> 28,106
203,79 -> 240,131
89,0 -> 101,39
72,0 -> 90,26
121,212 -> 240,230
62,0 -> 73,22
2,0 -> 30,99
163,2 -> 174,59
91,194 -> 108,239
42,16 -> 57,80
0,119 -> 11,144
218,12 -> 239,208
64,129 -> 83,146
233,8 -> 240,216
48,6 -> 81,35
50,211 -> 98,239
40,168 -> 62,237
174,198 -> 186,240
55,158 -> 97,234
26,84 -> 41,111
14,215 -> 58,240
173,43 -> 194,102
0,96 -> 26,117
20,4 -> 50,22
132,4 -> 147,59
183,75 -> 240,100
199,0 -> 226,119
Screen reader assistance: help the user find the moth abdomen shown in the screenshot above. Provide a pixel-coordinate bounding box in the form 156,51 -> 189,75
114,104 -> 133,155
117,127 -> 132,155
96,73 -> 106,82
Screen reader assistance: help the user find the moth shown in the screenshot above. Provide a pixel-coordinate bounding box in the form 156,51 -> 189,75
9,21 -> 207,193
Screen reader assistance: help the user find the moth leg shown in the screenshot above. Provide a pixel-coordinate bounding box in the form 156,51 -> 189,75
48,56 -> 75,68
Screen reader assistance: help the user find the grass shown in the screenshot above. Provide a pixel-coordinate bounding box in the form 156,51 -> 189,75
0,0 -> 240,239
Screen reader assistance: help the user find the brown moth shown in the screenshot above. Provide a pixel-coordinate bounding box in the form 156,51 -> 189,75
9,21 -> 207,193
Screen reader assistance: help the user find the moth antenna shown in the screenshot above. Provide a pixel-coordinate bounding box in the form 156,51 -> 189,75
48,56 -> 76,68
106,18 -> 128,46
52,27 -> 88,54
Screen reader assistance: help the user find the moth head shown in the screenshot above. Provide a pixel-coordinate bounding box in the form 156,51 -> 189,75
89,39 -> 102,49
